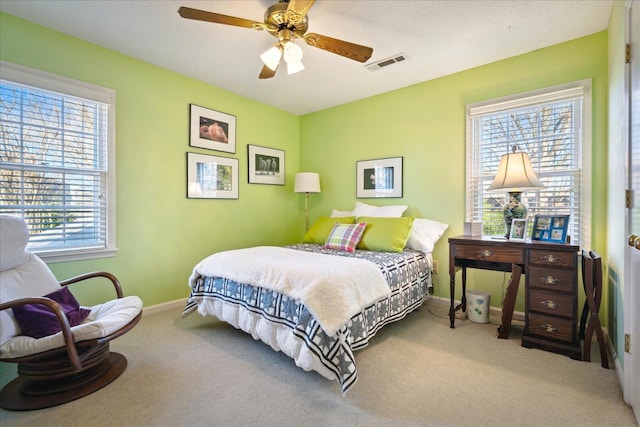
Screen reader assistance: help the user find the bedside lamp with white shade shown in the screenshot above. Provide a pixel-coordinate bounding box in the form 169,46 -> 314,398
294,172 -> 321,232
487,146 -> 545,238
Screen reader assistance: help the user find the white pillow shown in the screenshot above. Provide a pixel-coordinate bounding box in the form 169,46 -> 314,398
330,209 -> 353,218
351,201 -> 407,218
406,218 -> 449,253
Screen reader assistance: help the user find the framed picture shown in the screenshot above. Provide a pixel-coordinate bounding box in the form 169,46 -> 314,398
247,145 -> 285,185
187,153 -> 238,199
510,218 -> 527,241
531,214 -> 569,243
189,104 -> 236,153
356,157 -> 403,198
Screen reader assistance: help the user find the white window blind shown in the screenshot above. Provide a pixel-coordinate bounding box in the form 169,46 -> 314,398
466,80 -> 591,248
0,61 -> 116,261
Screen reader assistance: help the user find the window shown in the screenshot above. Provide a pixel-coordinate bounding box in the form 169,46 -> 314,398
0,61 -> 116,262
466,80 -> 591,248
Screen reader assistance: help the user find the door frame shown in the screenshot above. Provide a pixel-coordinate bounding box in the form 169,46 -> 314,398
623,0 -> 639,420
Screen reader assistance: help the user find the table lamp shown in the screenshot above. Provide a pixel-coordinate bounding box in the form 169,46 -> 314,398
294,172 -> 321,232
487,146 -> 544,238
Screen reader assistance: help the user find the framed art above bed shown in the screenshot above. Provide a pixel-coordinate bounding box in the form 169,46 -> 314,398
247,144 -> 285,185
356,157 -> 403,198
189,104 -> 236,154
187,152 -> 239,199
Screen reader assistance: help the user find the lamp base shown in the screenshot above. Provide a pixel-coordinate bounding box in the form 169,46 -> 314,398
304,193 -> 310,232
503,191 -> 527,238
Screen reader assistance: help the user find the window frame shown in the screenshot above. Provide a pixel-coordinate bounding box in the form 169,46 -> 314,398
0,61 -> 117,262
465,79 -> 592,249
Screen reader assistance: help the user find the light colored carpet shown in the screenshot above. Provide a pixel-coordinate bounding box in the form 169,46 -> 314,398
1,299 -> 637,427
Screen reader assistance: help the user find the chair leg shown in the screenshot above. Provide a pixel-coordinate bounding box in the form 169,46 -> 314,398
583,316 -> 609,369
583,321 -> 594,362
592,316 -> 609,369
579,300 -> 589,339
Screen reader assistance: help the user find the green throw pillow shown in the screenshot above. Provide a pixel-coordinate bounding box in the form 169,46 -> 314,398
302,216 -> 356,244
356,216 -> 415,253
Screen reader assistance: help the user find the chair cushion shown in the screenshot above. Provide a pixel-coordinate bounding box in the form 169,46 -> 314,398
0,254 -> 62,346
0,295 -> 143,359
12,287 -> 91,339
0,215 -> 30,272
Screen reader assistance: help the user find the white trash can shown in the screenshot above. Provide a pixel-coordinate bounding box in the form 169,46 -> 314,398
467,290 -> 490,323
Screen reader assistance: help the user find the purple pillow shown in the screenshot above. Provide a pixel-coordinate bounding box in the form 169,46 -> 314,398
12,287 -> 91,339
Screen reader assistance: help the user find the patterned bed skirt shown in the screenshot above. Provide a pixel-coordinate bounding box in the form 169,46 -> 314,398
183,244 -> 431,394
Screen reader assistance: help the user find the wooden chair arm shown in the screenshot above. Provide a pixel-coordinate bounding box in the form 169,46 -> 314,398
0,297 -> 82,371
59,271 -> 124,299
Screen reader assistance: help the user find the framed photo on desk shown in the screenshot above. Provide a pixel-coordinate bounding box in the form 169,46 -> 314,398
510,219 -> 527,240
531,214 -> 569,243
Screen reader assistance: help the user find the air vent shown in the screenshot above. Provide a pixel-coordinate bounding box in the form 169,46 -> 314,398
365,53 -> 408,71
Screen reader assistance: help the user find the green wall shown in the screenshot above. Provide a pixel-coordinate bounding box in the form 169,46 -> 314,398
300,31 -> 608,313
1,12 -> 609,319
0,12 -> 301,306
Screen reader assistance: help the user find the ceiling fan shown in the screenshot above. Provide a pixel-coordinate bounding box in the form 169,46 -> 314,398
178,0 -> 374,79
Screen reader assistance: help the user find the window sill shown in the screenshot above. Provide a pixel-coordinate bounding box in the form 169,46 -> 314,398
35,247 -> 118,264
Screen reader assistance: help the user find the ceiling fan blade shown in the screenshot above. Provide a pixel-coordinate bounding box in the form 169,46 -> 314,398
259,65 -> 277,80
286,0 -> 316,18
303,33 -> 373,63
178,7 -> 262,29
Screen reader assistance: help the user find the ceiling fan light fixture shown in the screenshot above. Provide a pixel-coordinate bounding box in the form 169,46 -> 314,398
287,60 -> 305,75
260,45 -> 283,71
178,3 -> 373,80
283,41 -> 303,65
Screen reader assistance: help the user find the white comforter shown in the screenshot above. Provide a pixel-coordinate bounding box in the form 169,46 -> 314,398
189,246 -> 390,335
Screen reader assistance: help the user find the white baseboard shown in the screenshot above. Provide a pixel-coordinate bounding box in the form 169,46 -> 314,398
427,295 -> 525,322
142,298 -> 187,316
605,328 -> 625,389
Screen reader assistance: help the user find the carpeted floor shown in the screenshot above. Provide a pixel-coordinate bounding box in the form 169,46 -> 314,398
0,299 -> 637,426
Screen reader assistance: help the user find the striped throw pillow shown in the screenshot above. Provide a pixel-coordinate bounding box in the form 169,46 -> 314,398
324,222 -> 367,253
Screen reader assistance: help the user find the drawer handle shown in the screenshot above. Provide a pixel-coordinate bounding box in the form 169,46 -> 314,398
478,250 -> 493,258
540,275 -> 559,285
541,300 -> 559,310
540,324 -> 558,333
540,254 -> 560,263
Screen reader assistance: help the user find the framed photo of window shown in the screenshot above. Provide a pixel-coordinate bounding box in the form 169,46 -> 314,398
247,145 -> 285,185
187,153 -> 238,199
189,104 -> 236,153
356,157 -> 403,198
510,219 -> 527,241
531,214 -> 569,243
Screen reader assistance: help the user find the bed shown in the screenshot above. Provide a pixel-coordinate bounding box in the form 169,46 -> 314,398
182,208 -> 447,394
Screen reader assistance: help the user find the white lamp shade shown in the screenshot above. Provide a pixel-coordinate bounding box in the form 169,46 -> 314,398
283,41 -> 303,64
287,61 -> 305,75
260,45 -> 283,71
282,41 -> 304,75
294,172 -> 321,193
487,152 -> 545,192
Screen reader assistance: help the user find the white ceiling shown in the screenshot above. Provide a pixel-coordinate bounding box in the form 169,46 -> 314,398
0,0 -> 613,116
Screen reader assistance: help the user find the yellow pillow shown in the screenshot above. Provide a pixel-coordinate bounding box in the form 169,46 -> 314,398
356,216 -> 415,253
302,216 -> 356,244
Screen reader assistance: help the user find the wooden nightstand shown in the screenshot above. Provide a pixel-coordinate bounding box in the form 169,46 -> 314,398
449,236 -> 581,359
